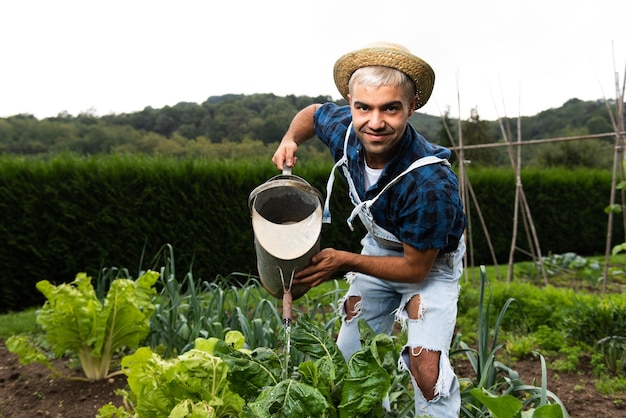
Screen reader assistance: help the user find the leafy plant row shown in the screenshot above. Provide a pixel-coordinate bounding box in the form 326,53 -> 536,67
17,246 -> 626,417
9,248 -> 577,417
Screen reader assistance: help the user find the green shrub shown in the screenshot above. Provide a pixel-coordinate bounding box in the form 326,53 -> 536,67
562,293 -> 626,346
459,280 -> 576,337
534,325 -> 567,353
551,345 -> 584,373
0,154 -> 365,312
0,153 -> 621,312
505,334 -> 538,361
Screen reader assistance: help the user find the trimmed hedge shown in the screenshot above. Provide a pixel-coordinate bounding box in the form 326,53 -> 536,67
0,154 -> 363,312
466,167 -> 621,263
0,154 -> 620,312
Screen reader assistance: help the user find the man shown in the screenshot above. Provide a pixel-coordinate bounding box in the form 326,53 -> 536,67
272,42 -> 466,417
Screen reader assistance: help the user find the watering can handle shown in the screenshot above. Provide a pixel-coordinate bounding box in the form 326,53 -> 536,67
283,166 -> 292,176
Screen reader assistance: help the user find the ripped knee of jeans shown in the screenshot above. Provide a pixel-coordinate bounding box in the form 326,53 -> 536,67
400,346 -> 455,402
340,295 -> 362,323
397,295 -> 455,401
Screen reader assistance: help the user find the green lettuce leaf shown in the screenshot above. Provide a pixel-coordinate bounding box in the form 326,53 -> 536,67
169,399 -> 217,418
34,270 -> 159,380
338,321 -> 395,418
121,346 -> 245,417
290,315 -> 347,382
247,378 -> 330,418
5,334 -> 62,377
212,340 -> 282,401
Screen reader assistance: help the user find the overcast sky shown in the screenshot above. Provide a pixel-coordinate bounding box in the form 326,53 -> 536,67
1,0 -> 624,121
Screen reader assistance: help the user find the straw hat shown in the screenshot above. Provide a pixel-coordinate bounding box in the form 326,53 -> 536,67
333,42 -> 435,110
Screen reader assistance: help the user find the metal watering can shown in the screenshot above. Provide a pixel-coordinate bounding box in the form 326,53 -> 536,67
248,168 -> 324,301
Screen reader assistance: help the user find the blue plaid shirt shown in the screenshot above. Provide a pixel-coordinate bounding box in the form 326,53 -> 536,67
314,103 -> 466,253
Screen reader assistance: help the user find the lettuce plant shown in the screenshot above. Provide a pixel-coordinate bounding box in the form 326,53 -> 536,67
98,331 -> 247,417
212,316 -> 395,417
99,318 -> 396,417
7,270 -> 159,381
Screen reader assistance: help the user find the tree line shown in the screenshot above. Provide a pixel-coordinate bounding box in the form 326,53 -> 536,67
0,94 -> 621,169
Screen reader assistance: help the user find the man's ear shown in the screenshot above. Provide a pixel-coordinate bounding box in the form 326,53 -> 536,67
408,95 -> 418,115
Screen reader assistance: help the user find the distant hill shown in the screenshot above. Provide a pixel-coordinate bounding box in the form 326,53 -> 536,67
0,94 -> 622,168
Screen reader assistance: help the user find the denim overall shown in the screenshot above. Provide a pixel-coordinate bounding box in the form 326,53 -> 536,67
323,124 -> 465,417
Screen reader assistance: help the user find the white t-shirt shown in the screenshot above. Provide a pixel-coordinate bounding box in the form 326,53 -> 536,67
364,164 -> 383,190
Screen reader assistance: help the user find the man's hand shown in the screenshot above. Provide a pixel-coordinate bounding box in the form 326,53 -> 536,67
293,248 -> 344,288
271,104 -> 321,170
272,140 -> 299,171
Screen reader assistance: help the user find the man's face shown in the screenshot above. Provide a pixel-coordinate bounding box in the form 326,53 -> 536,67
348,83 -> 416,169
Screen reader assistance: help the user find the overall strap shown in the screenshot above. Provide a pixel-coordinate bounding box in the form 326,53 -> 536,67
322,123 -> 354,223
346,156 -> 450,230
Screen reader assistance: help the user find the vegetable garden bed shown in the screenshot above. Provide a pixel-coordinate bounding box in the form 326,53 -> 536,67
2,251 -> 626,417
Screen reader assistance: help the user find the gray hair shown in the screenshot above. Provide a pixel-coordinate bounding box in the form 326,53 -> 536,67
348,66 -> 417,105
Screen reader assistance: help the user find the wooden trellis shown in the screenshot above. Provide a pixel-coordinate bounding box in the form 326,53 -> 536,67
442,65 -> 625,287
601,64 -> 626,292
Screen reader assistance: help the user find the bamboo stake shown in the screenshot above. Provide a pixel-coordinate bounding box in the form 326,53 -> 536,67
491,89 -> 547,284
615,47 -> 626,240
492,96 -> 521,283
455,80 -> 470,283
449,131 -> 623,151
505,110 -> 521,283
517,109 -> 548,284
519,180 -> 548,284
438,108 -> 500,281
602,59 -> 626,292
508,183 -> 521,282
465,176 -> 502,280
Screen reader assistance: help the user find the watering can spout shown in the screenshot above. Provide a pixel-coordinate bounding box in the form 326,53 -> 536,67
248,171 -> 323,300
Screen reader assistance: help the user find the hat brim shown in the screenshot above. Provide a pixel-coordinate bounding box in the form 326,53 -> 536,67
333,47 -> 435,110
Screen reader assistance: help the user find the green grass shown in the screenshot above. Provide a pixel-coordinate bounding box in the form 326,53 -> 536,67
0,307 -> 38,340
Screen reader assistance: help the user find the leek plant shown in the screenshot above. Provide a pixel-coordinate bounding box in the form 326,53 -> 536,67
145,244 -> 284,356
455,266 -> 569,417
145,244 -> 350,359
595,336 -> 626,375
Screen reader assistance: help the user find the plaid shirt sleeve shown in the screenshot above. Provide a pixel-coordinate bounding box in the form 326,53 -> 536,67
313,103 -> 352,162
391,165 -> 465,252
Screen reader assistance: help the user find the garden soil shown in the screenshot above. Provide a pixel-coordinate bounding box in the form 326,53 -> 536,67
1,339 -> 625,417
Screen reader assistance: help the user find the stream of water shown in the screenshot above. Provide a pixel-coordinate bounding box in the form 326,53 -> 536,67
282,290 -> 293,380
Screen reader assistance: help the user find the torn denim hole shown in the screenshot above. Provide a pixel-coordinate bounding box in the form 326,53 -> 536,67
344,271 -> 357,284
399,348 -> 455,401
338,294 -> 362,324
395,292 -> 425,332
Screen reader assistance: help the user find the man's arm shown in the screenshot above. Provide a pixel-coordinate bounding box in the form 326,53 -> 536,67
272,104 -> 322,170
293,243 -> 439,287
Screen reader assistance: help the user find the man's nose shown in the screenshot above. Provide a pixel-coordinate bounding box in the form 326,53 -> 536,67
368,111 -> 385,130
